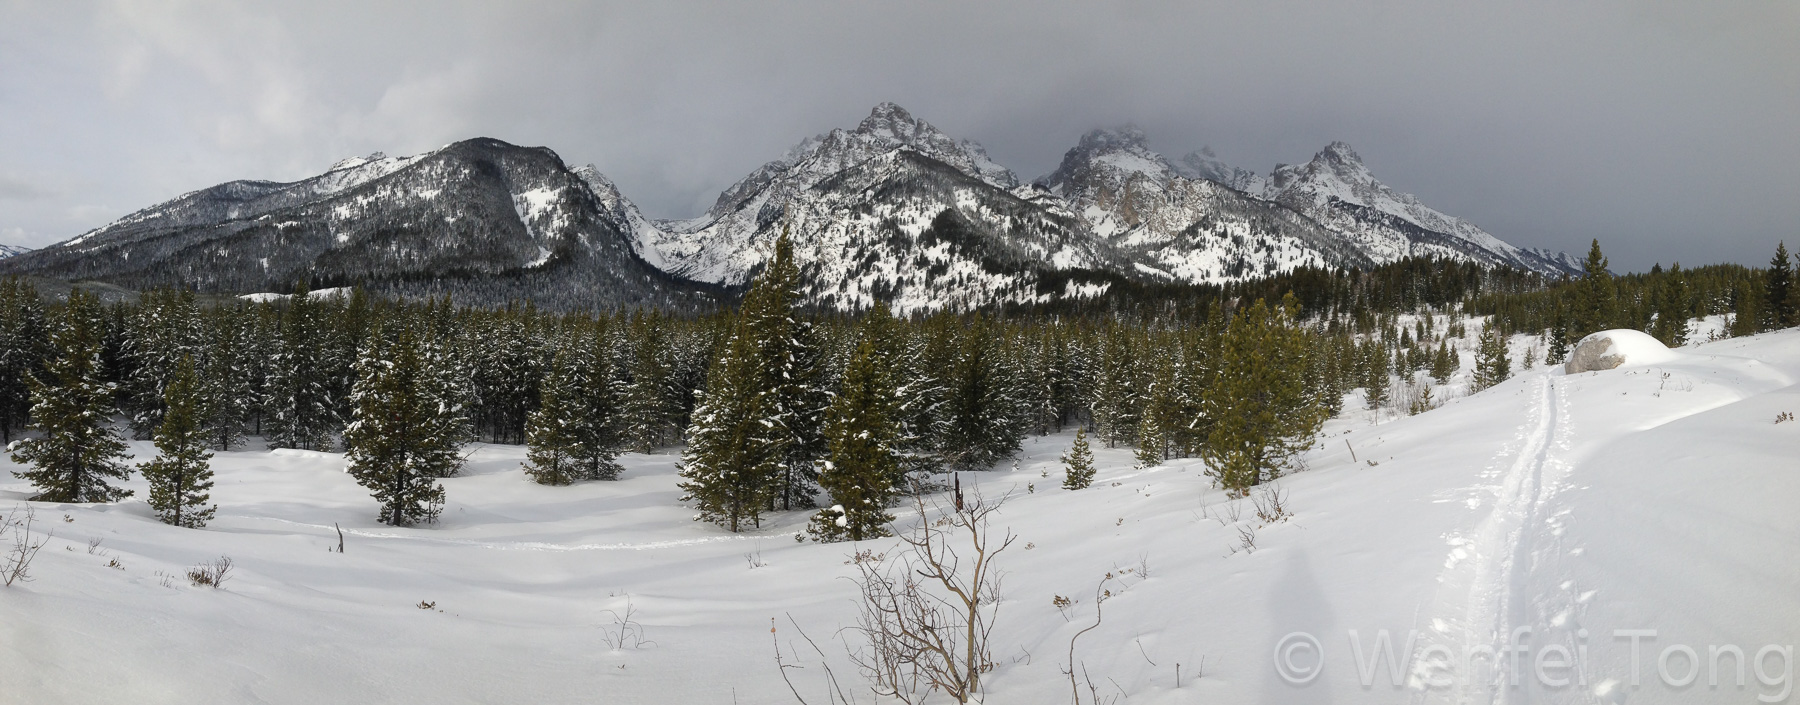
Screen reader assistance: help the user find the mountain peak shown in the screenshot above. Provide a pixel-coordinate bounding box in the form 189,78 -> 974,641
1077,127 -> 1150,152
1316,141 -> 1363,166
855,102 -> 935,142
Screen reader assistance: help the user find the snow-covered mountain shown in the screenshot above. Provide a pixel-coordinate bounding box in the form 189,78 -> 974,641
0,244 -> 29,259
1262,142 -> 1577,273
0,139 -> 716,310
1035,128 -> 1373,282
5,103 -> 1577,311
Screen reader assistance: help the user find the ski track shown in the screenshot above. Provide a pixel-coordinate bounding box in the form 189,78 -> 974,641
1420,375 -> 1576,704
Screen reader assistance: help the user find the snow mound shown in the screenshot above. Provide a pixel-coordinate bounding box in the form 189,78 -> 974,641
1564,329 -> 1677,373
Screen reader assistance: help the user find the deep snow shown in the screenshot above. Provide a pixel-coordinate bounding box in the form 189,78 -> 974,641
2,327 -> 1797,704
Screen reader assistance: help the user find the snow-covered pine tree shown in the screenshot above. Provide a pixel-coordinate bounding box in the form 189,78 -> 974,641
808,337 -> 900,542
197,305 -> 253,451
139,355 -> 215,527
0,277 -> 49,443
10,289 -> 134,503
1061,427 -> 1095,490
1088,323 -> 1139,448
343,325 -> 466,526
470,307 -> 542,445
1198,295 -> 1323,495
572,319 -> 625,480
124,288 -> 203,439
677,323 -> 780,532
1472,322 -> 1512,392
1134,338 -> 1181,468
523,343 -> 585,485
264,281 -> 338,450
621,311 -> 680,451
743,229 -> 827,511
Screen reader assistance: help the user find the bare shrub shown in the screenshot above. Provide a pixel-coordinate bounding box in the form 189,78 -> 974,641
847,489 -> 1016,704
3,504 -> 50,587
1252,484 -> 1290,525
186,555 -> 233,588
601,594 -> 655,650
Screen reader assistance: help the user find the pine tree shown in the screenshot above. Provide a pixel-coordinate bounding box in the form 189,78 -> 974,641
1763,242 -> 1794,331
264,281 -> 338,450
522,345 -> 588,485
10,290 -> 134,503
938,316 -> 1026,471
808,338 -> 900,542
1572,239 -> 1617,338
1472,322 -> 1512,392
1134,344 -> 1180,468
123,289 -> 203,439
744,230 -> 828,511
621,312 -> 680,451
1650,262 -> 1692,347
343,326 -> 467,526
197,306 -> 253,450
1731,278 -> 1763,338
1544,302 -> 1571,365
1061,427 -> 1096,490
1363,340 -> 1391,411
1430,340 -> 1458,382
677,324 -> 780,532
0,278 -> 49,443
139,356 -> 215,527
572,320 -> 625,481
1198,296 -> 1325,495
1089,324 -> 1139,447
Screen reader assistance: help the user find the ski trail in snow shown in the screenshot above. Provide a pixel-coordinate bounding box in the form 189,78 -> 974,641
1418,375 -> 1570,704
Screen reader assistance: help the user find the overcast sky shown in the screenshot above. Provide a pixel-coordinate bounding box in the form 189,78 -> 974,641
2,1 -> 1795,271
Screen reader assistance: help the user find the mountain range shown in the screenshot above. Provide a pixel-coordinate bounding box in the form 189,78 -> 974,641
0,102 -> 1576,312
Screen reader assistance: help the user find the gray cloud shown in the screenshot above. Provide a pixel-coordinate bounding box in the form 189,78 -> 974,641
1,0 -> 1795,271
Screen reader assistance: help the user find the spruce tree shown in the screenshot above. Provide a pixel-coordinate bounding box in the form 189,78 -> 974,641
744,231 -> 828,511
1061,427 -> 1096,490
808,338 -> 900,542
621,312 -> 680,451
522,345 -> 588,485
1544,302 -> 1571,365
677,324 -> 780,532
1089,324 -> 1139,447
264,281 -> 338,450
1430,340 -> 1458,382
572,320 -> 625,481
10,290 -> 134,503
938,316 -> 1026,471
139,356 -> 215,527
343,326 -> 466,526
1198,296 -> 1324,495
1572,239 -> 1617,338
1472,322 -> 1512,391
0,278 -> 48,443
124,288 -> 202,439
198,306 -> 253,451
1764,242 -> 1794,331
1363,340 -> 1391,412
1650,262 -> 1691,347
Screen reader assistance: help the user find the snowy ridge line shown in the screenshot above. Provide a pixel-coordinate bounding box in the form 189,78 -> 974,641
235,516 -> 765,551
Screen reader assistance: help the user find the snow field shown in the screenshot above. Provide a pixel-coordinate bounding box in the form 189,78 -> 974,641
3,329 -> 1798,704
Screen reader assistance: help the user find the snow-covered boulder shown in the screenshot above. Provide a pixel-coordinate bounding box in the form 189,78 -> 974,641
1564,329 -> 1675,373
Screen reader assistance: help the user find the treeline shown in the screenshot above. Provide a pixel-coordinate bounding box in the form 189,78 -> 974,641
8,240 -> 1795,533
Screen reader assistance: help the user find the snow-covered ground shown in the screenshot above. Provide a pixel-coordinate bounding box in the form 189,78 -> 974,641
3,329 -> 1798,704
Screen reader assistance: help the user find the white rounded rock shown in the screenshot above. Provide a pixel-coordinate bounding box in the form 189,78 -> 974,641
1564,329 -> 1676,373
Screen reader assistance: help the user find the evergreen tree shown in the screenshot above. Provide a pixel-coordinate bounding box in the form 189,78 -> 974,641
1430,340 -> 1459,382
1134,342 -> 1181,468
938,316 -> 1026,471
0,278 -> 49,443
744,230 -> 828,511
1198,296 -> 1325,495
621,312 -> 680,451
264,281 -> 338,450
1572,239 -> 1617,338
808,338 -> 900,542
1650,262 -> 1691,347
1363,340 -> 1391,411
1472,322 -> 1512,391
1764,242 -> 1794,330
123,289 -> 202,439
1731,278 -> 1763,338
197,306 -> 253,450
522,324 -> 623,485
1061,427 -> 1096,490
139,356 -> 215,527
1544,302 -> 1571,365
10,290 -> 134,503
343,326 -> 467,526
677,324 -> 780,532
1089,324 -> 1139,447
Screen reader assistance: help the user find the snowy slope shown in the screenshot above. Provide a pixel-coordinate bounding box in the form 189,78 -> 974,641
4,326 -> 1797,704
1265,142 -> 1578,273
0,244 -> 30,259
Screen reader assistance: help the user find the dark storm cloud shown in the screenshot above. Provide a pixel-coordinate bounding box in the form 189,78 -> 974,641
2,0 -> 1795,270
